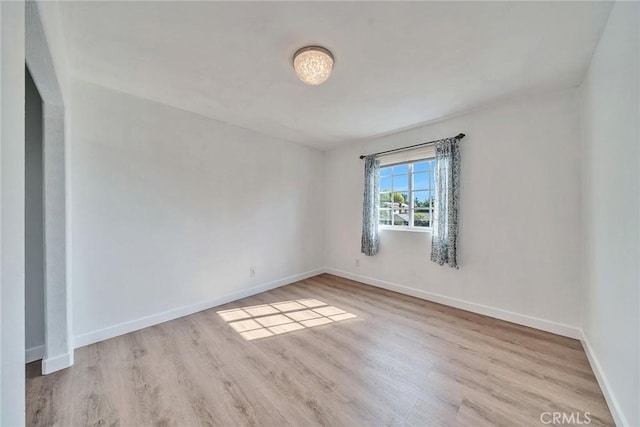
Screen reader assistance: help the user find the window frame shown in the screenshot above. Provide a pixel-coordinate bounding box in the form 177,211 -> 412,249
378,157 -> 435,233
378,156 -> 435,233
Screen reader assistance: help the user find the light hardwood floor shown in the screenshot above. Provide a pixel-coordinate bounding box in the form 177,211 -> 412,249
26,274 -> 614,426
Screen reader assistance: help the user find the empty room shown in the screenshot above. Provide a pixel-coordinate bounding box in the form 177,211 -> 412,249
0,1 -> 638,426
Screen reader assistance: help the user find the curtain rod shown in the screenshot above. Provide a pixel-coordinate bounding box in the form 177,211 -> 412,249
358,133 -> 465,159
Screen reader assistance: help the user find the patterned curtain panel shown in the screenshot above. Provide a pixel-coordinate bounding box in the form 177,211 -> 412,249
431,138 -> 461,268
361,156 -> 380,256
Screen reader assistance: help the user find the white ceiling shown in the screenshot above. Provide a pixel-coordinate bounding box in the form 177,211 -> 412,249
59,1 -> 612,150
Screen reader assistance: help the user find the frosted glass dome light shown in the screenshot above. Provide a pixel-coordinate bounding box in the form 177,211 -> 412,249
293,46 -> 334,85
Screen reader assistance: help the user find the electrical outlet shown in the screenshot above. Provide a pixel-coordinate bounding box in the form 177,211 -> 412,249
250,267 -> 256,278
355,259 -> 360,267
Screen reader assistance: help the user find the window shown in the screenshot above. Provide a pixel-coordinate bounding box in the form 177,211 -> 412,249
379,158 -> 435,230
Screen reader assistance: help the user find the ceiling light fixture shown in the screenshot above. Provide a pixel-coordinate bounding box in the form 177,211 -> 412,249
293,46 -> 334,85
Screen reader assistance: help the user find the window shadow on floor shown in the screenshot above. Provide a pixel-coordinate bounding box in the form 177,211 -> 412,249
217,298 -> 357,340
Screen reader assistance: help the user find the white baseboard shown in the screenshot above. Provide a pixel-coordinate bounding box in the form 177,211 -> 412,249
63,267 -> 625,426
25,344 -> 45,363
324,268 -> 582,339
580,332 -> 627,427
74,268 -> 325,349
323,269 -> 627,424
42,351 -> 74,374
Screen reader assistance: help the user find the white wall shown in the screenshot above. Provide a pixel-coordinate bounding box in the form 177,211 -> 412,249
31,1 -> 70,104
69,80 -> 325,343
25,68 -> 46,359
325,90 -> 583,335
580,2 -> 640,426
1,1 -> 26,425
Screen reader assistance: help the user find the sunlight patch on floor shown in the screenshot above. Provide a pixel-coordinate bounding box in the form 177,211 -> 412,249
217,299 -> 357,340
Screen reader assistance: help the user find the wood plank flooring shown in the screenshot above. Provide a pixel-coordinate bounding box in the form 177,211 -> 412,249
26,274 -> 614,426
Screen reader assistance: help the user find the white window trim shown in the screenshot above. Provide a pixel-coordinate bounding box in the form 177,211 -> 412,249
379,225 -> 432,233
378,156 -> 435,233
378,145 -> 435,167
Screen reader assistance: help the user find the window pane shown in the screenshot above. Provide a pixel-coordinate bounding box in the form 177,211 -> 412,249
379,192 -> 392,207
413,172 -> 430,191
413,209 -> 432,227
379,209 -> 391,225
393,212 -> 409,226
393,174 -> 409,192
413,160 -> 433,172
392,164 -> 409,175
393,192 -> 409,208
380,175 -> 392,192
380,166 -> 392,177
413,190 -> 432,208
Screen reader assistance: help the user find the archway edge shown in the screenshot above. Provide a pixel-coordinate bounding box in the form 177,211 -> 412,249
25,1 -> 72,374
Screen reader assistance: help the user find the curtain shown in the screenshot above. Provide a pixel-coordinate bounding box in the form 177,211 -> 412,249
431,138 -> 461,268
361,156 -> 380,256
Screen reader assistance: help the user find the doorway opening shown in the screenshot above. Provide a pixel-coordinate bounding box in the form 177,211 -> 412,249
25,1 -> 72,374
25,66 -> 45,364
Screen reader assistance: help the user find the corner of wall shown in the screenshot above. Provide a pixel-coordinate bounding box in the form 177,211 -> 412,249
579,330 -> 629,427
576,2 -> 640,425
